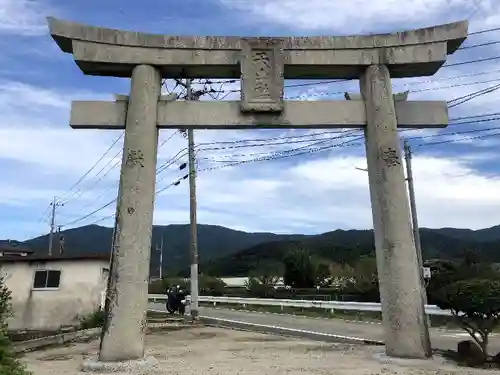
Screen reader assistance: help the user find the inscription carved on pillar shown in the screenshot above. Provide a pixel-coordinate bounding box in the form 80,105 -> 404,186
240,37 -> 285,112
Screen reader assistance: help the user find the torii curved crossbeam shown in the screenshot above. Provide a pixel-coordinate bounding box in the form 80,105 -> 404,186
47,17 -> 467,79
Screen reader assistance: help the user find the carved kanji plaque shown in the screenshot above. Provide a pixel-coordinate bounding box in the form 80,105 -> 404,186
240,37 -> 285,112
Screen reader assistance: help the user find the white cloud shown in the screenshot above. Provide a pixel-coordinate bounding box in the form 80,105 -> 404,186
217,0 -> 490,32
3,0 -> 500,240
150,152 -> 500,233
0,0 -> 55,36
2,68 -> 500,238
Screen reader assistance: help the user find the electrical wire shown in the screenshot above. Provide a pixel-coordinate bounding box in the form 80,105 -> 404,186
58,133 -> 124,204
59,130 -> 183,218
63,120 -> 500,228
60,101 -> 500,223
53,30 -> 500,226
469,26 -> 500,36
448,82 -> 500,108
413,130 -> 500,147
444,55 -> 500,68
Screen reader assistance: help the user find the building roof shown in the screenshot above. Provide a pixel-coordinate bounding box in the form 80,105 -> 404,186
0,240 -> 34,254
0,252 -> 110,264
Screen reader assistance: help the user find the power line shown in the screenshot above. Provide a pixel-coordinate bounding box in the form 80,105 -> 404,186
62,122 -> 500,228
469,26 -> 500,36
63,131 -> 359,221
450,111 -> 500,121
61,199 -> 116,227
59,134 -> 360,227
59,130 -> 184,214
59,133 -> 124,204
458,39 -> 500,50
448,82 -> 500,108
411,77 -> 500,93
67,116 -> 500,220
61,107 -> 500,224
408,126 -> 500,140
413,130 -> 500,147
444,55 -> 500,68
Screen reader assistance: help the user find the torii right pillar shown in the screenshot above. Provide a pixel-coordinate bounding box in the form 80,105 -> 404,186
361,65 -> 432,358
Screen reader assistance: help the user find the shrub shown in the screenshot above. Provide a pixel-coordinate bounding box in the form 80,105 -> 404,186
79,309 -> 105,330
427,259 -> 500,304
199,276 -> 226,296
433,278 -> 500,359
245,277 -> 275,298
148,279 -> 166,294
152,276 -> 225,296
0,275 -> 31,375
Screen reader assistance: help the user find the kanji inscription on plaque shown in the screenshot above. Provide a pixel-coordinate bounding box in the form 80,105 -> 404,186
240,37 -> 285,112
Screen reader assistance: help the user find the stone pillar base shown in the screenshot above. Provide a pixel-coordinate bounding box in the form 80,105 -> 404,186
80,356 -> 158,373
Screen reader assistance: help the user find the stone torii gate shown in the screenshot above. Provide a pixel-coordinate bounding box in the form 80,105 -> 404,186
47,17 -> 467,363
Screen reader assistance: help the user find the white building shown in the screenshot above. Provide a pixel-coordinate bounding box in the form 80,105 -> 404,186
0,253 -> 109,331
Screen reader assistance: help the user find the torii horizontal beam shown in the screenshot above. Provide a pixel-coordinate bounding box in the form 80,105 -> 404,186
69,99 -> 448,130
47,17 -> 467,79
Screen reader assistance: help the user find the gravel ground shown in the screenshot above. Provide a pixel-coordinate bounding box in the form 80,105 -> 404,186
22,326 -> 495,375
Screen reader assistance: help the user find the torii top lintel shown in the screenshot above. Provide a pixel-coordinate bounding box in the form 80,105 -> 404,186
47,17 -> 468,80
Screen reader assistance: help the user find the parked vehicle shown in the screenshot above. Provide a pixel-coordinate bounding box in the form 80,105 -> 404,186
165,285 -> 188,315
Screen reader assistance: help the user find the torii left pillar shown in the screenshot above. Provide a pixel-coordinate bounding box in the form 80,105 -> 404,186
100,64 -> 161,362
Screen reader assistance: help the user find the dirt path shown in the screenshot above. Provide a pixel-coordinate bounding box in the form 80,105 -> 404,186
22,326 -> 495,374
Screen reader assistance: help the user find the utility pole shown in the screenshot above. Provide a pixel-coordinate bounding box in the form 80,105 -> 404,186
403,139 -> 428,308
186,79 -> 199,320
48,197 -> 63,256
173,78 -> 216,319
159,234 -> 164,280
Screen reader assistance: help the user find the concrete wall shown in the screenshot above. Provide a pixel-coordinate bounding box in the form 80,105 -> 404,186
1,259 -> 109,331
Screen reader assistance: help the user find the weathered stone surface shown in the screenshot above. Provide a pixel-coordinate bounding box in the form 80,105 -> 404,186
47,17 -> 468,79
48,17 -> 467,52
69,100 -> 449,129
99,65 -> 161,362
361,64 -> 431,359
240,38 -> 284,112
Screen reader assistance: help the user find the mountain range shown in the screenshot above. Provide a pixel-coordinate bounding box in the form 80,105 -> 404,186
15,223 -> 500,277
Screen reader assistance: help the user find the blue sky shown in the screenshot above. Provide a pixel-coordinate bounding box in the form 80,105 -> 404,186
2,0 -> 500,240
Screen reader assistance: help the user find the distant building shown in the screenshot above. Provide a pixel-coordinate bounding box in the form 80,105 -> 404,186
0,253 -> 109,331
216,277 -> 285,288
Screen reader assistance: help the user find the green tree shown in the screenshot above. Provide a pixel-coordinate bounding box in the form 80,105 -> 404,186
342,256 -> 379,302
433,279 -> 500,359
313,257 -> 332,287
0,275 -> 31,375
283,247 -> 317,288
251,260 -> 284,286
426,258 -> 500,304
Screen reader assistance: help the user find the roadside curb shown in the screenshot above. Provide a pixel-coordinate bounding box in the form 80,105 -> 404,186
13,320 -> 195,354
205,307 -> 469,334
12,327 -> 101,354
200,316 -> 385,346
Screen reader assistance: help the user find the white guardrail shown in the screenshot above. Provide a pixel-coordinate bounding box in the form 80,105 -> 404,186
148,294 -> 452,316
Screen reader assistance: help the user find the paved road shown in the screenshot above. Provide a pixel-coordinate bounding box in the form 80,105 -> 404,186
148,303 -> 499,354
